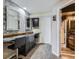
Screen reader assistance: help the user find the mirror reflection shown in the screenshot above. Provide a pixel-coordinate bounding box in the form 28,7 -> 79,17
3,0 -> 20,33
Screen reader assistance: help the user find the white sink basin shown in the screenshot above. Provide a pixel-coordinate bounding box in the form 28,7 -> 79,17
32,29 -> 40,34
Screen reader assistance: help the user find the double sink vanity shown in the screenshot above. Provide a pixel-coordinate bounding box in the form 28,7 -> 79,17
3,31 -> 40,59
3,32 -> 33,41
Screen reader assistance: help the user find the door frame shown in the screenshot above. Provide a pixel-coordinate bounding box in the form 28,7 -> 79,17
57,0 -> 75,56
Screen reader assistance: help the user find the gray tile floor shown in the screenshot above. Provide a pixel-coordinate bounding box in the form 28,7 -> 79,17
18,43 -> 53,59
51,54 -> 59,59
19,53 -> 59,59
19,47 -> 75,59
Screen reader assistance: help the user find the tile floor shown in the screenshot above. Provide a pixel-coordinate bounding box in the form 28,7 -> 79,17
19,45 -> 75,59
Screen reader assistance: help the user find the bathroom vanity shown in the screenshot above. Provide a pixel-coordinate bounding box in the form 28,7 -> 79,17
3,32 -> 37,59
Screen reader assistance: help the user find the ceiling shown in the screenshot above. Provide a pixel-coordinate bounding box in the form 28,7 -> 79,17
11,0 -> 60,14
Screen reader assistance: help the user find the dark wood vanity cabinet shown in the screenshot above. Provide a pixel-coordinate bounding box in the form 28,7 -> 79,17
19,35 -> 36,56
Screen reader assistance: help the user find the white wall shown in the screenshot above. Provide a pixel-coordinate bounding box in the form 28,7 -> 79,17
51,20 -> 58,56
39,16 -> 52,45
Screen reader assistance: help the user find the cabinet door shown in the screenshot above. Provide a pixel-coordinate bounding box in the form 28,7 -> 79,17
25,37 -> 30,53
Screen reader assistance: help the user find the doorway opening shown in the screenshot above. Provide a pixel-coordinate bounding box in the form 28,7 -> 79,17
60,3 -> 75,59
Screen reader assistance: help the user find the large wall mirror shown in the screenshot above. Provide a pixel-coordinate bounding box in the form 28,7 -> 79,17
6,7 -> 19,31
3,0 -> 20,33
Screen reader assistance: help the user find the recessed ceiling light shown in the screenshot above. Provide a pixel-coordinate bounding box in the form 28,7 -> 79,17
23,7 -> 27,10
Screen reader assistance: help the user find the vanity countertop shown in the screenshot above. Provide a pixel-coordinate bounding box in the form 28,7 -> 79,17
3,32 -> 33,38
